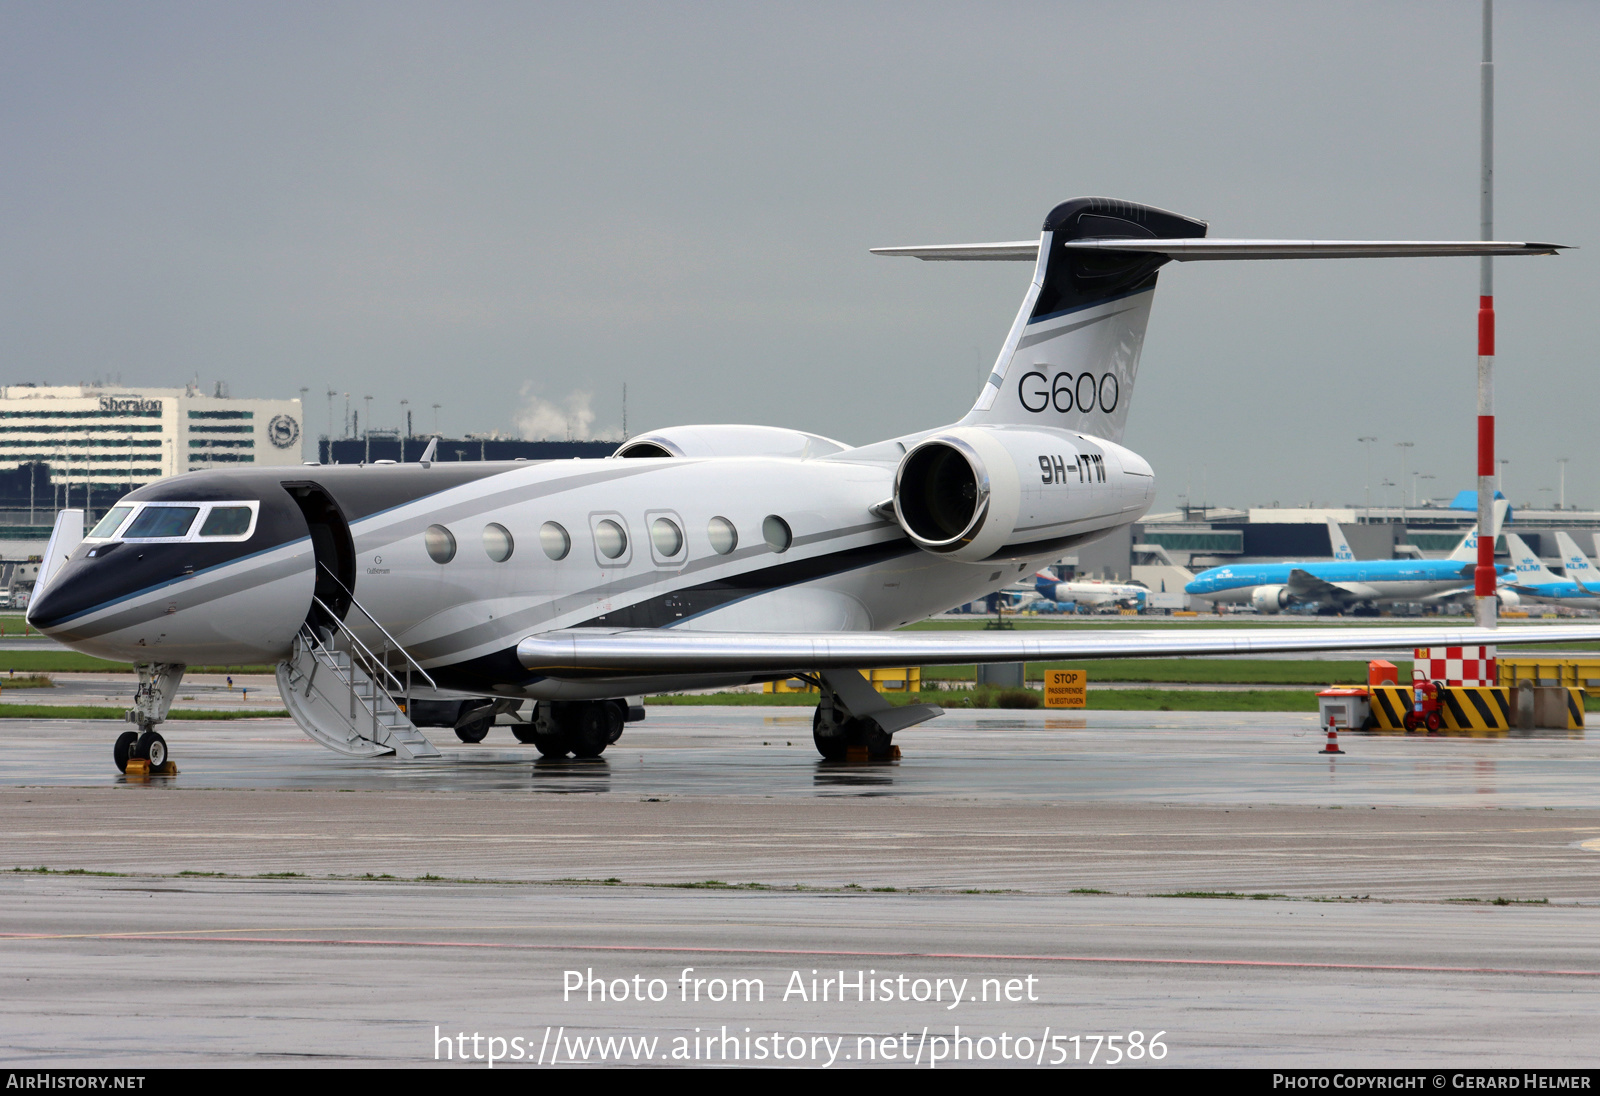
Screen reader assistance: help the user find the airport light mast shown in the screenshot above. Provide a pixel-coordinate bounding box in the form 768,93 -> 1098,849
1474,0 -> 1497,629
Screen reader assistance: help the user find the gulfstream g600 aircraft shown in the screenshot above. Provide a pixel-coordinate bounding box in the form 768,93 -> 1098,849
27,197 -> 1597,772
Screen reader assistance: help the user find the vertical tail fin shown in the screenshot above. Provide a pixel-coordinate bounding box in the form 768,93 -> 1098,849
1555,531 -> 1597,583
1505,533 -> 1561,585
1447,526 -> 1482,563
1445,499 -> 1507,562
960,198 -> 1207,443
1326,519 -> 1357,561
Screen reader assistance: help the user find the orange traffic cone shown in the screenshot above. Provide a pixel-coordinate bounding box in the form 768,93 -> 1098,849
1321,715 -> 1345,755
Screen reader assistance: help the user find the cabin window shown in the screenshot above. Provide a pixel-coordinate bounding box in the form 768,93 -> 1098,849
650,517 -> 683,558
595,519 -> 628,560
124,506 -> 200,540
199,506 -> 253,537
540,521 -> 570,561
483,523 -> 514,563
707,516 -> 738,555
88,507 -> 133,539
424,524 -> 457,564
762,514 -> 792,553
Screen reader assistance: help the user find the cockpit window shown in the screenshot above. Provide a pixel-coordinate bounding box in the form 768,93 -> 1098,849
123,506 -> 200,540
200,506 -> 253,537
87,507 -> 133,539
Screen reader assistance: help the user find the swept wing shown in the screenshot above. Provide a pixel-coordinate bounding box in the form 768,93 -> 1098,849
518,624 -> 1600,677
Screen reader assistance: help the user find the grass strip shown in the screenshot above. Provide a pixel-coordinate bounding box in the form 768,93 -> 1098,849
0,703 -> 288,720
648,688 -> 1318,712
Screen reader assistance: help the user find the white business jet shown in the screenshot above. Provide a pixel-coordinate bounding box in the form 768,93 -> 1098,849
27,197 -> 1593,772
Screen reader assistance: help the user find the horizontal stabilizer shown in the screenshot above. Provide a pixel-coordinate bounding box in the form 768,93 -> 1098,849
872,239 -> 1568,262
869,241 -> 1039,261
520,624 -> 1600,676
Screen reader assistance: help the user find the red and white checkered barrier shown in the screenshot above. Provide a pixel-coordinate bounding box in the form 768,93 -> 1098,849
1413,646 -> 1497,687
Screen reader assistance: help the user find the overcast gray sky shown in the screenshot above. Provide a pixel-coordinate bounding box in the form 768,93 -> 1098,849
2,1 -> 1595,512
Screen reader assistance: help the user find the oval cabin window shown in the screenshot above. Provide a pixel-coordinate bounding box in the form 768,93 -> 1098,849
540,521 -> 571,561
483,523 -> 514,562
424,524 -> 457,564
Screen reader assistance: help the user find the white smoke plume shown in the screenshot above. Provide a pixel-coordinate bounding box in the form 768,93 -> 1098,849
515,386 -> 618,440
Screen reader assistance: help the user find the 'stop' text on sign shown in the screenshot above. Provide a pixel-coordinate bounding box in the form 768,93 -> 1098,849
1044,670 -> 1086,708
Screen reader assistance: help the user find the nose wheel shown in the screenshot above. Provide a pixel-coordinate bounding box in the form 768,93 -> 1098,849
114,728 -> 170,773
138,730 -> 168,768
114,731 -> 138,773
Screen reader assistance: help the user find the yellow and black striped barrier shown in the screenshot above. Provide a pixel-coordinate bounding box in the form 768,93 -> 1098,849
1364,683 -> 1583,732
1436,686 -> 1511,731
1368,685 -> 1414,731
1562,687 -> 1585,730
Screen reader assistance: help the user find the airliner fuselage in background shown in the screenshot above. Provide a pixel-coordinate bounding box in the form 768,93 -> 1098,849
1184,552 -> 1502,613
26,197 -> 1597,771
1185,503 -> 1516,614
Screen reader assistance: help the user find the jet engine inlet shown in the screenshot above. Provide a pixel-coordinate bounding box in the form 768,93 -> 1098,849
892,430 -> 1023,563
1251,585 -> 1291,614
895,439 -> 986,550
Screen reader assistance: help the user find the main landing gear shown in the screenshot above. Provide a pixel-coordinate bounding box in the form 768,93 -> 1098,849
812,705 -> 894,761
809,669 -> 944,762
116,662 -> 185,774
528,699 -> 628,759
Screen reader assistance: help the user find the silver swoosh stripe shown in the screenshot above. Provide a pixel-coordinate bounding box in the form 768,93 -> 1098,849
1014,306 -> 1135,351
351,463 -> 669,551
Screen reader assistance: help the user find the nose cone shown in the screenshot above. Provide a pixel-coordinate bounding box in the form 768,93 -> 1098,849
26,552 -> 125,637
1184,577 -> 1205,595
25,581 -> 68,633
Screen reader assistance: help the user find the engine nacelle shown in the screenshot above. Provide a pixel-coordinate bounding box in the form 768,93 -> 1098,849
613,424 -> 848,460
891,426 -> 1154,563
1495,588 -> 1521,609
1251,585 -> 1292,614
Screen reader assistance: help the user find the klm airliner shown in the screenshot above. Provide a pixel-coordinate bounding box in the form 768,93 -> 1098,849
1186,508 -> 1512,614
1505,532 -> 1600,610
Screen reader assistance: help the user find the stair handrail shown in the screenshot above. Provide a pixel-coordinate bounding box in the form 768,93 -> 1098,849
310,595 -> 419,697
315,562 -> 439,691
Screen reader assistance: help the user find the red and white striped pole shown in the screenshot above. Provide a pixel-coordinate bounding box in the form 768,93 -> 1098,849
1474,0 -> 1497,630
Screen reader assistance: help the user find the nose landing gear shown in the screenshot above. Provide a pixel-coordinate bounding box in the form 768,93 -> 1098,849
116,662 -> 184,774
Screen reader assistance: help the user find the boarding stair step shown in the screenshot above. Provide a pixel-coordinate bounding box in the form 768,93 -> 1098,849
275,632 -> 440,760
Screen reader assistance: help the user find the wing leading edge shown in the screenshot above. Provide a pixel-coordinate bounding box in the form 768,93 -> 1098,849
518,624 -> 1600,677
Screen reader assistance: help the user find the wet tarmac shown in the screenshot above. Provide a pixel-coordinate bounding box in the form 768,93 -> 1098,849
1,706 -> 1594,809
4,706 -> 1600,1067
7,874 -> 1600,1068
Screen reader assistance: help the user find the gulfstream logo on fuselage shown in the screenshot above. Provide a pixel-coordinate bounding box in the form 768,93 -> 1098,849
99,397 -> 162,413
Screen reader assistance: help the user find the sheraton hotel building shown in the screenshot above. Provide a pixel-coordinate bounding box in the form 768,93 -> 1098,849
0,385 -> 305,520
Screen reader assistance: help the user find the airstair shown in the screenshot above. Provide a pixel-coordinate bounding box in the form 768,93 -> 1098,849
276,593 -> 442,760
